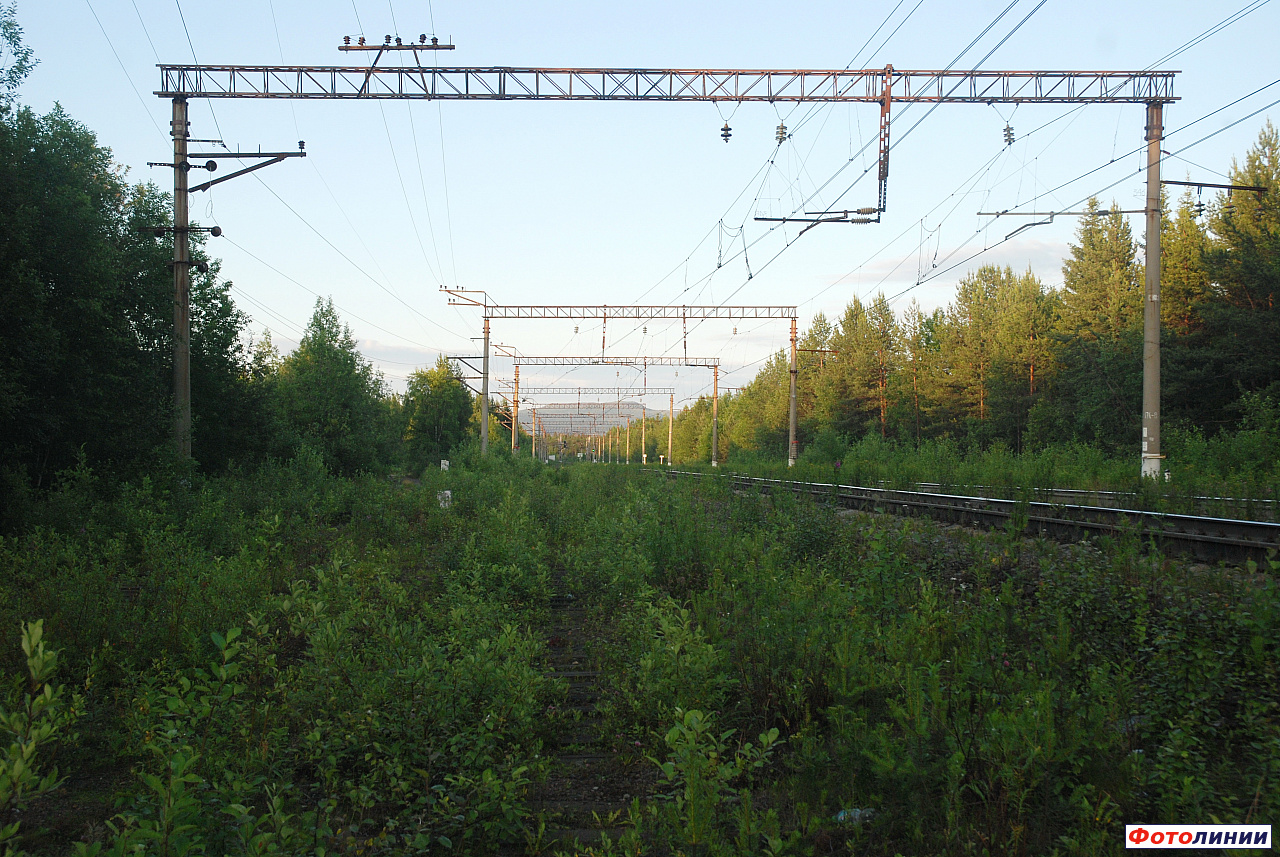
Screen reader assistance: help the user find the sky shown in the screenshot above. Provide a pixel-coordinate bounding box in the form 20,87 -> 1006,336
14,0 -> 1280,415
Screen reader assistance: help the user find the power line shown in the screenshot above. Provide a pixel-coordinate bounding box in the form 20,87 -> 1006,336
654,0 -> 1051,360
83,0 -> 167,141
129,0 -> 161,63
665,44 -> 1278,352
245,171 -> 469,346
223,235 -> 448,353
887,88 -> 1280,302
378,101 -> 442,284
173,0 -> 199,64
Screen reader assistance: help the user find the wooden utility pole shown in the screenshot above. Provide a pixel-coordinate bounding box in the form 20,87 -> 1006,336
511,365 -> 519,452
788,317 -> 798,468
171,98 -> 191,457
711,364 -> 719,467
155,105 -> 302,459
480,317 -> 490,455
641,408 -> 646,464
1141,102 -> 1163,480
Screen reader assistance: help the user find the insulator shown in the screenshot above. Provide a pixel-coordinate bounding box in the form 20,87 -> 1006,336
419,34 -> 427,43
210,226 -> 222,237
298,140 -> 306,150
384,35 -> 392,44
721,122 -> 732,143
343,35 -> 351,45
204,160 -> 217,172
395,37 -> 402,45
358,36 -> 366,45
733,327 -> 737,335
775,122 -> 788,144
856,207 -> 878,215
196,261 -> 210,274
643,326 -> 647,334
431,36 -> 439,45
1003,124 -> 1015,146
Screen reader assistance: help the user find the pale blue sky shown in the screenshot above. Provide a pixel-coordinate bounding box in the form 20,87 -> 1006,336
15,0 -> 1280,406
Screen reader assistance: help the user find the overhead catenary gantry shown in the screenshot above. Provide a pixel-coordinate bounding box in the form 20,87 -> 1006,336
157,47 -> 1176,475
512,355 -> 719,367
514,356 -> 718,462
443,291 -> 798,465
520,387 -> 675,396
519,400 -> 649,463
157,66 -> 1174,103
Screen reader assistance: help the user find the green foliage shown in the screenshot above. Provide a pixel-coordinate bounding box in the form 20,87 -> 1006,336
1,457 -> 1277,854
273,298 -> 395,476
649,708 -> 780,850
606,599 -> 733,733
0,2 -> 35,106
1,621 -> 81,856
1058,199 -> 1144,337
662,127 -> 1277,476
404,356 -> 473,472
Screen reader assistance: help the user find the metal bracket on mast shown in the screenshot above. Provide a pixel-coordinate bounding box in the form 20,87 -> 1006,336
977,208 -> 1145,241
755,66 -> 893,231
186,145 -> 307,193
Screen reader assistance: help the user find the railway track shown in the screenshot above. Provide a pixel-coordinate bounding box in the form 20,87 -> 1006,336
887,482 -> 1278,522
656,470 -> 1280,566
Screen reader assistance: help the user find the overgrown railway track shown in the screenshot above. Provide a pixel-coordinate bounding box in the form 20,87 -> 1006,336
656,469 -> 1280,566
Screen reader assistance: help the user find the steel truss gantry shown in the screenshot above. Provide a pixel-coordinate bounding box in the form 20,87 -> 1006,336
157,47 -> 1178,476
443,290 -> 797,464
512,355 -> 719,367
468,305 -> 797,320
156,66 -> 1175,104
520,387 -> 675,396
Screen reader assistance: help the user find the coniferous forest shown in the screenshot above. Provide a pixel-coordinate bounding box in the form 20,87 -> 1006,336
2,7 -> 1278,856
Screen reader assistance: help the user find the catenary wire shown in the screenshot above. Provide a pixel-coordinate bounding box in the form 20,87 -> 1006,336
83,0 -> 167,141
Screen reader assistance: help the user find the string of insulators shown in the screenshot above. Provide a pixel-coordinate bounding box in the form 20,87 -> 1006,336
721,122 -> 732,143
1003,124 -> 1015,146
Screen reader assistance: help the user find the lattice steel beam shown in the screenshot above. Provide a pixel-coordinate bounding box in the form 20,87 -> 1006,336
156,66 -> 1177,103
470,305 -> 796,320
513,355 -> 719,367
521,387 -> 675,396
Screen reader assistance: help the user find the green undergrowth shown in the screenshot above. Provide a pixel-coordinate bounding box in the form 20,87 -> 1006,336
0,457 -> 1276,855
705,430 -> 1280,518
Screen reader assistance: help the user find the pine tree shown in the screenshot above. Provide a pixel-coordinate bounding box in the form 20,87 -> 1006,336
898,300 -> 937,444
1160,190 -> 1213,334
1058,199 -> 1144,337
822,298 -> 877,436
1186,120 -> 1280,428
940,266 -> 1001,426
990,268 -> 1054,449
865,294 -> 900,437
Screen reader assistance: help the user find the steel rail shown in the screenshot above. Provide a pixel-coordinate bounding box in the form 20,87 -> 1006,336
656,470 -> 1280,566
898,483 -> 1277,522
